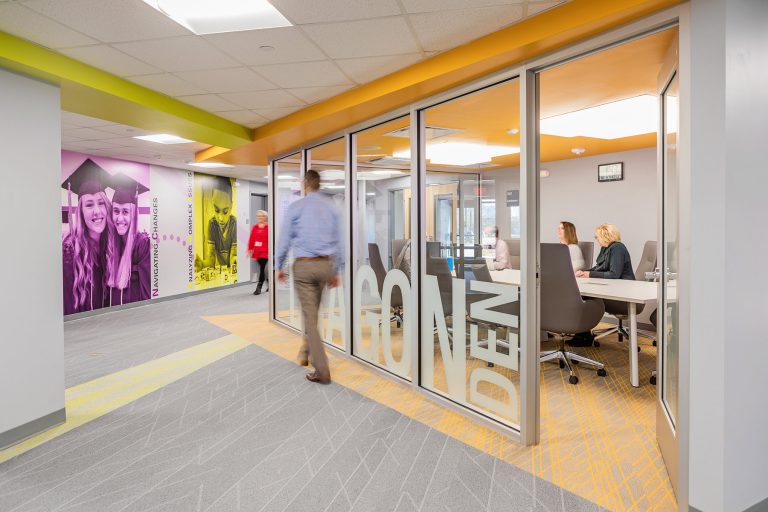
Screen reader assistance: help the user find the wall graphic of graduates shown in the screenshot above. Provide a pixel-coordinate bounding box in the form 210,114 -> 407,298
193,174 -> 238,290
61,151 -> 151,315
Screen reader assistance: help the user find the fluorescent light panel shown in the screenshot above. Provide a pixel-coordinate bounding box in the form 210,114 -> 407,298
134,133 -> 193,144
142,0 -> 292,35
540,95 -> 659,139
189,162 -> 234,169
395,142 -> 519,166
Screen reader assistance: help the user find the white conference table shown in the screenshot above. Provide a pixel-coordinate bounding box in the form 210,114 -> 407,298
492,268 -> 657,387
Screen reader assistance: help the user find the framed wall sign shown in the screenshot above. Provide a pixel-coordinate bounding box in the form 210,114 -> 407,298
597,162 -> 624,182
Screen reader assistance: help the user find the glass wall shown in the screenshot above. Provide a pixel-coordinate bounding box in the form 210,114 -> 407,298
419,79 -> 523,428
306,138 -> 347,349
351,117 -> 413,379
273,154 -> 302,330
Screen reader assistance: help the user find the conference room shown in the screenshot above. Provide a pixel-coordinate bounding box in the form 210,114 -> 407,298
270,23 -> 679,496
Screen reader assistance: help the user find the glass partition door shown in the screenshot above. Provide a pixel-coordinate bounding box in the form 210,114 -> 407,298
418,79 -> 525,430
351,117 -> 413,380
273,154 -> 302,330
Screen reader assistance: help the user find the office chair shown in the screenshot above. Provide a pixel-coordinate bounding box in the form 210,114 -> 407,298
593,241 -> 658,348
502,239 -> 521,270
577,241 -> 594,269
540,243 -> 607,384
367,243 -> 403,325
426,256 -> 454,344
649,308 -> 658,385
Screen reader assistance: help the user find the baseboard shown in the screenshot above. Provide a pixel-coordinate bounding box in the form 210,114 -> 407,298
691,496 -> 768,512
64,281 -> 253,322
0,408 -> 66,450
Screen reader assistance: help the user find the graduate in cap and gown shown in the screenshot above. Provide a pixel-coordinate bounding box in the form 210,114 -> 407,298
108,172 -> 151,306
62,159 -> 116,315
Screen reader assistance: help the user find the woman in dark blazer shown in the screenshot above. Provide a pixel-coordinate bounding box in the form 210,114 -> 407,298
576,223 -> 634,280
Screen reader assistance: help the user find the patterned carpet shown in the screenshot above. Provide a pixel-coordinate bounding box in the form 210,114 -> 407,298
208,312 -> 675,512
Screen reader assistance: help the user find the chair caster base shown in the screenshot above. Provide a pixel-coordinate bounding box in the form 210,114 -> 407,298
569,375 -> 579,385
559,360 -> 565,369
652,340 -> 657,347
597,368 -> 607,377
638,346 -> 641,352
487,362 -> 494,368
593,340 -> 600,348
650,375 -> 657,385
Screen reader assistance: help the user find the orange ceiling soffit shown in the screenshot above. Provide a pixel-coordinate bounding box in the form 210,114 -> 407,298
204,0 -> 682,166
0,31 -> 252,149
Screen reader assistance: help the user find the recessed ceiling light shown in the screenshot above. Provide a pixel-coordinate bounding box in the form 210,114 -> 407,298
360,145 -> 381,151
323,184 -> 345,190
277,175 -> 295,180
134,133 -> 193,145
259,45 -> 276,52
367,192 -> 376,196
571,148 -> 586,155
395,142 -> 520,166
506,128 -> 519,135
189,162 -> 234,169
141,0 -> 292,35
541,95 -> 659,139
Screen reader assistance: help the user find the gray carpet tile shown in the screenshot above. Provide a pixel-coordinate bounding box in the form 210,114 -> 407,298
64,285 -> 268,387
1,285 -> 607,511
1,343 -> 605,512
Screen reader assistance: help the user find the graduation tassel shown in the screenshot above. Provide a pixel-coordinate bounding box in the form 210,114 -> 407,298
67,182 -> 73,228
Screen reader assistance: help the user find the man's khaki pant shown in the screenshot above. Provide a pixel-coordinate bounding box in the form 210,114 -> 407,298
293,258 -> 334,379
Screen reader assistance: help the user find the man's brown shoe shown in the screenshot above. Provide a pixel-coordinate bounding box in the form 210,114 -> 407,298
305,371 -> 331,384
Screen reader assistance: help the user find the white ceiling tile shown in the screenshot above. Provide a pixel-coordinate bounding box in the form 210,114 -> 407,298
302,17 -> 421,59
256,61 -> 351,89
220,90 -> 305,110
95,136 -> 150,148
61,111 -> 113,127
409,5 -> 524,52
204,27 -> 325,66
252,107 -> 303,120
401,0 -> 524,14
0,3 -> 97,48
526,1 -> 566,16
61,134 -> 85,143
126,73 -> 206,97
21,0 -> 191,43
174,68 -> 276,93
66,127 -> 128,140
59,45 -> 160,76
92,124 -> 152,137
286,85 -> 354,104
268,0 -> 402,24
63,139 -> 125,150
336,53 -> 423,84
176,94 -> 240,112
214,110 -> 269,125
114,37 -> 239,72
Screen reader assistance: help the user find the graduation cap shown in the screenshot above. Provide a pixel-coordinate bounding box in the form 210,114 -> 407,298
110,172 -> 149,205
62,158 -> 110,224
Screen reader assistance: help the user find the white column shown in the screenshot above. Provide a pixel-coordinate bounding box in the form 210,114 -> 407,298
0,68 -> 65,447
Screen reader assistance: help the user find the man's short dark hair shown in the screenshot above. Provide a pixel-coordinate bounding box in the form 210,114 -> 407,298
211,175 -> 232,199
304,169 -> 321,191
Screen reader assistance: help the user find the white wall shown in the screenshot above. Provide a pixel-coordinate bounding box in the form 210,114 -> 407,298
687,1 -> 768,511
0,69 -> 64,440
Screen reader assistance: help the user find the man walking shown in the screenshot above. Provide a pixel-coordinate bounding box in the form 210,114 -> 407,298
276,170 -> 343,384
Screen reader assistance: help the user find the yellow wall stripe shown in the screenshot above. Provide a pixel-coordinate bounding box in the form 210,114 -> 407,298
0,334 -> 250,464
0,31 -> 252,149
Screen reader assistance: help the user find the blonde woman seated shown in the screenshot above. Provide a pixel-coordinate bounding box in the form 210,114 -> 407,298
558,221 -> 586,271
576,223 -> 634,280
492,226 -> 512,270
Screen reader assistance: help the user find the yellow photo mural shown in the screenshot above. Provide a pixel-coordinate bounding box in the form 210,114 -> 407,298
193,174 -> 238,290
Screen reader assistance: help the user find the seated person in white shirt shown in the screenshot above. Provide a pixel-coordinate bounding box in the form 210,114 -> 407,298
558,221 -> 586,271
492,227 -> 512,270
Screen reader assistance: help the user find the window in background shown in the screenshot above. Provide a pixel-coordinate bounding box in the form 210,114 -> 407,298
273,154 -> 302,330
420,78 -> 522,428
306,138 -> 347,349
352,117 -> 413,380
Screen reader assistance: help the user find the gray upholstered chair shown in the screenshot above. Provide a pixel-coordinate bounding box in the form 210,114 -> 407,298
578,241 -> 594,269
503,239 -> 521,270
426,256 -> 454,343
426,241 -> 442,258
540,243 -> 607,384
593,241 -> 657,347
368,243 -> 403,324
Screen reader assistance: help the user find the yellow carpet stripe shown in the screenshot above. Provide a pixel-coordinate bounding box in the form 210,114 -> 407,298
0,334 -> 251,465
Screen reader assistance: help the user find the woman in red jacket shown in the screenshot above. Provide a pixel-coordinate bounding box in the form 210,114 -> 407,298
247,210 -> 269,295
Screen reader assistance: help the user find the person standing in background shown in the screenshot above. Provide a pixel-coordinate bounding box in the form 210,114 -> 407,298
248,210 -> 269,295
108,173 -> 151,306
276,170 -> 344,384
